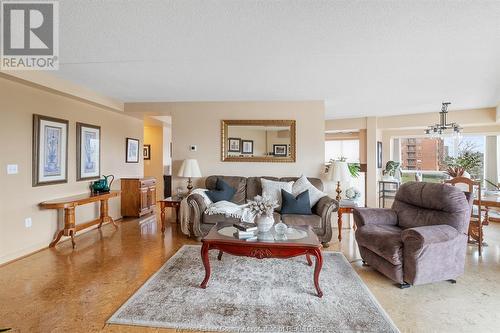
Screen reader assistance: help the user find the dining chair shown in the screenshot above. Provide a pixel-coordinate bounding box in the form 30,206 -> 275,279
445,177 -> 484,256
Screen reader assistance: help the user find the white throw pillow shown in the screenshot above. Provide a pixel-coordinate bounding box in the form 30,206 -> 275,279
261,178 -> 294,211
292,175 -> 326,207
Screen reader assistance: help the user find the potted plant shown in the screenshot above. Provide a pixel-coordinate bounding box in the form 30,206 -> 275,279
444,166 -> 466,178
444,140 -> 482,179
248,196 -> 278,233
382,161 -> 401,181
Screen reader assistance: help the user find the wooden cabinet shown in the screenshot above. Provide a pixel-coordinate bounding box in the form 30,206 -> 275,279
121,177 -> 157,217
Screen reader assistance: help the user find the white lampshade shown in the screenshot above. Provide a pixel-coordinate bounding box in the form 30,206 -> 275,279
177,159 -> 202,178
328,161 -> 351,183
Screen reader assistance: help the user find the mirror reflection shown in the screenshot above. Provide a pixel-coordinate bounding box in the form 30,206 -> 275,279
222,120 -> 296,162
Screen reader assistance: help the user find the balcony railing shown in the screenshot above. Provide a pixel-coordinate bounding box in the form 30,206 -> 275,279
400,170 -> 448,183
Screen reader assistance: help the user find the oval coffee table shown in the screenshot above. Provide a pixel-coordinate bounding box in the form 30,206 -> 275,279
200,222 -> 324,297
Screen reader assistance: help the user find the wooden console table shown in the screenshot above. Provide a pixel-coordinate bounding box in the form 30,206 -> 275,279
39,191 -> 120,248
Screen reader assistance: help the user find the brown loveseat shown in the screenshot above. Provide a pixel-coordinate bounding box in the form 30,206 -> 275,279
187,176 -> 339,246
354,182 -> 473,288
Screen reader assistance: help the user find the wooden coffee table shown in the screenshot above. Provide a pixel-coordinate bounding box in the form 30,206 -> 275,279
200,223 -> 324,297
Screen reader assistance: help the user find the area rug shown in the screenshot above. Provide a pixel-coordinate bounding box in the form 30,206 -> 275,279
108,245 -> 399,332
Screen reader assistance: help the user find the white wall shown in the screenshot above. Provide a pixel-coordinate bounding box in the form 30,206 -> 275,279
163,125 -> 172,174
0,76 -> 143,264
125,101 -> 326,190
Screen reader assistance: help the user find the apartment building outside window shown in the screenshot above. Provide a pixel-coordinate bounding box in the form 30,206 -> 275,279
396,136 -> 485,183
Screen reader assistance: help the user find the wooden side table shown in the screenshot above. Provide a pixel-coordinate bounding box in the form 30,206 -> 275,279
337,202 -> 359,241
158,197 -> 182,233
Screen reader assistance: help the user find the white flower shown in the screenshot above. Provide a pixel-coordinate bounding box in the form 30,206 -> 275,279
248,195 -> 278,216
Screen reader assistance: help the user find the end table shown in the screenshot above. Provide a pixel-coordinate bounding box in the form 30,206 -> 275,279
159,196 -> 182,233
337,201 -> 360,241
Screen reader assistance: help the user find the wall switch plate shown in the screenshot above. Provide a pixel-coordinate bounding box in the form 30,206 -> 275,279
25,217 -> 32,228
190,145 -> 197,151
7,164 -> 18,174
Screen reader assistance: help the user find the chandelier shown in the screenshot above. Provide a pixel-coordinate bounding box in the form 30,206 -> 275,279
424,102 -> 462,137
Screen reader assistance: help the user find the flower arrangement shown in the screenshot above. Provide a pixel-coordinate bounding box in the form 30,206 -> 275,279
444,166 -> 465,178
345,187 -> 361,200
247,195 -> 278,218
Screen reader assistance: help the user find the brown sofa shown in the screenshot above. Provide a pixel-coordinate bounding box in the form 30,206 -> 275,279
354,182 -> 473,288
187,175 -> 339,246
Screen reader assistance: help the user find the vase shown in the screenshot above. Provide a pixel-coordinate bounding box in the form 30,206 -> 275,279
255,214 -> 274,233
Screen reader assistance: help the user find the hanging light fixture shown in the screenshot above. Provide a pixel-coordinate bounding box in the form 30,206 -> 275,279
424,102 -> 462,138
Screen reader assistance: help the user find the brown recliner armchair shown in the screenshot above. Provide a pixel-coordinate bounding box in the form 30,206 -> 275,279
354,182 -> 472,288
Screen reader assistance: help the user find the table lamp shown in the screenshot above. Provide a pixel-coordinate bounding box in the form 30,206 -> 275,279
177,159 -> 201,194
327,160 -> 351,201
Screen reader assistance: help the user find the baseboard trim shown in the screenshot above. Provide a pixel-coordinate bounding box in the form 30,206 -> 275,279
0,217 -> 124,267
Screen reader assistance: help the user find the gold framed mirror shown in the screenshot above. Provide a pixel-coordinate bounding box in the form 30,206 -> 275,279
221,120 -> 296,162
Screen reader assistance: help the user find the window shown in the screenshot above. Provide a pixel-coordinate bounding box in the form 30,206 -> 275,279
396,136 -> 485,183
325,139 -> 360,163
325,138 -> 365,206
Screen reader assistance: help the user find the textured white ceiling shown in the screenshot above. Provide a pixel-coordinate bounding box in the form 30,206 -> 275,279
54,0 -> 500,119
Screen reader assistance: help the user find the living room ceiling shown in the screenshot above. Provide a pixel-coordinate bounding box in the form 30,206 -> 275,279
55,0 -> 500,119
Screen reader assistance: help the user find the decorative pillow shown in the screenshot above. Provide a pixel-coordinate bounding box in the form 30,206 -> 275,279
281,189 -> 312,215
261,178 -> 294,211
292,175 -> 326,207
205,178 -> 236,203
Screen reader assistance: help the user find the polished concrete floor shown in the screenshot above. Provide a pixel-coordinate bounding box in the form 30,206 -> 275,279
0,212 -> 499,333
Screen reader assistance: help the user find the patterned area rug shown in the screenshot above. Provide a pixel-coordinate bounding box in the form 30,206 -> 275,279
108,245 -> 399,332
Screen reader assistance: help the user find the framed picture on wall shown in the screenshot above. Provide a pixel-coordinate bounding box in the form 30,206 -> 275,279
377,141 -> 383,168
241,140 -> 254,154
32,114 -> 69,186
76,122 -> 101,181
143,144 -> 151,160
126,138 -> 140,163
228,137 -> 241,152
273,144 -> 287,157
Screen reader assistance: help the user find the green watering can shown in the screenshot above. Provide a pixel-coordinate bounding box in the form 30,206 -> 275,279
91,175 -> 115,194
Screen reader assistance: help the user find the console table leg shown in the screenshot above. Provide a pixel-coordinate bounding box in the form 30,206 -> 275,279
99,199 -> 117,229
200,243 -> 211,289
311,249 -> 323,298
306,253 -> 312,266
49,230 -> 64,248
217,250 -> 223,261
60,206 -> 76,248
69,229 -> 76,249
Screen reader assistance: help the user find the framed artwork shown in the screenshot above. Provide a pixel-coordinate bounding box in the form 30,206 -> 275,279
228,137 -> 241,152
126,138 -> 140,163
377,141 -> 383,168
32,114 -> 69,186
273,144 -> 287,157
143,144 -> 151,160
241,140 -> 254,154
76,122 -> 101,181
